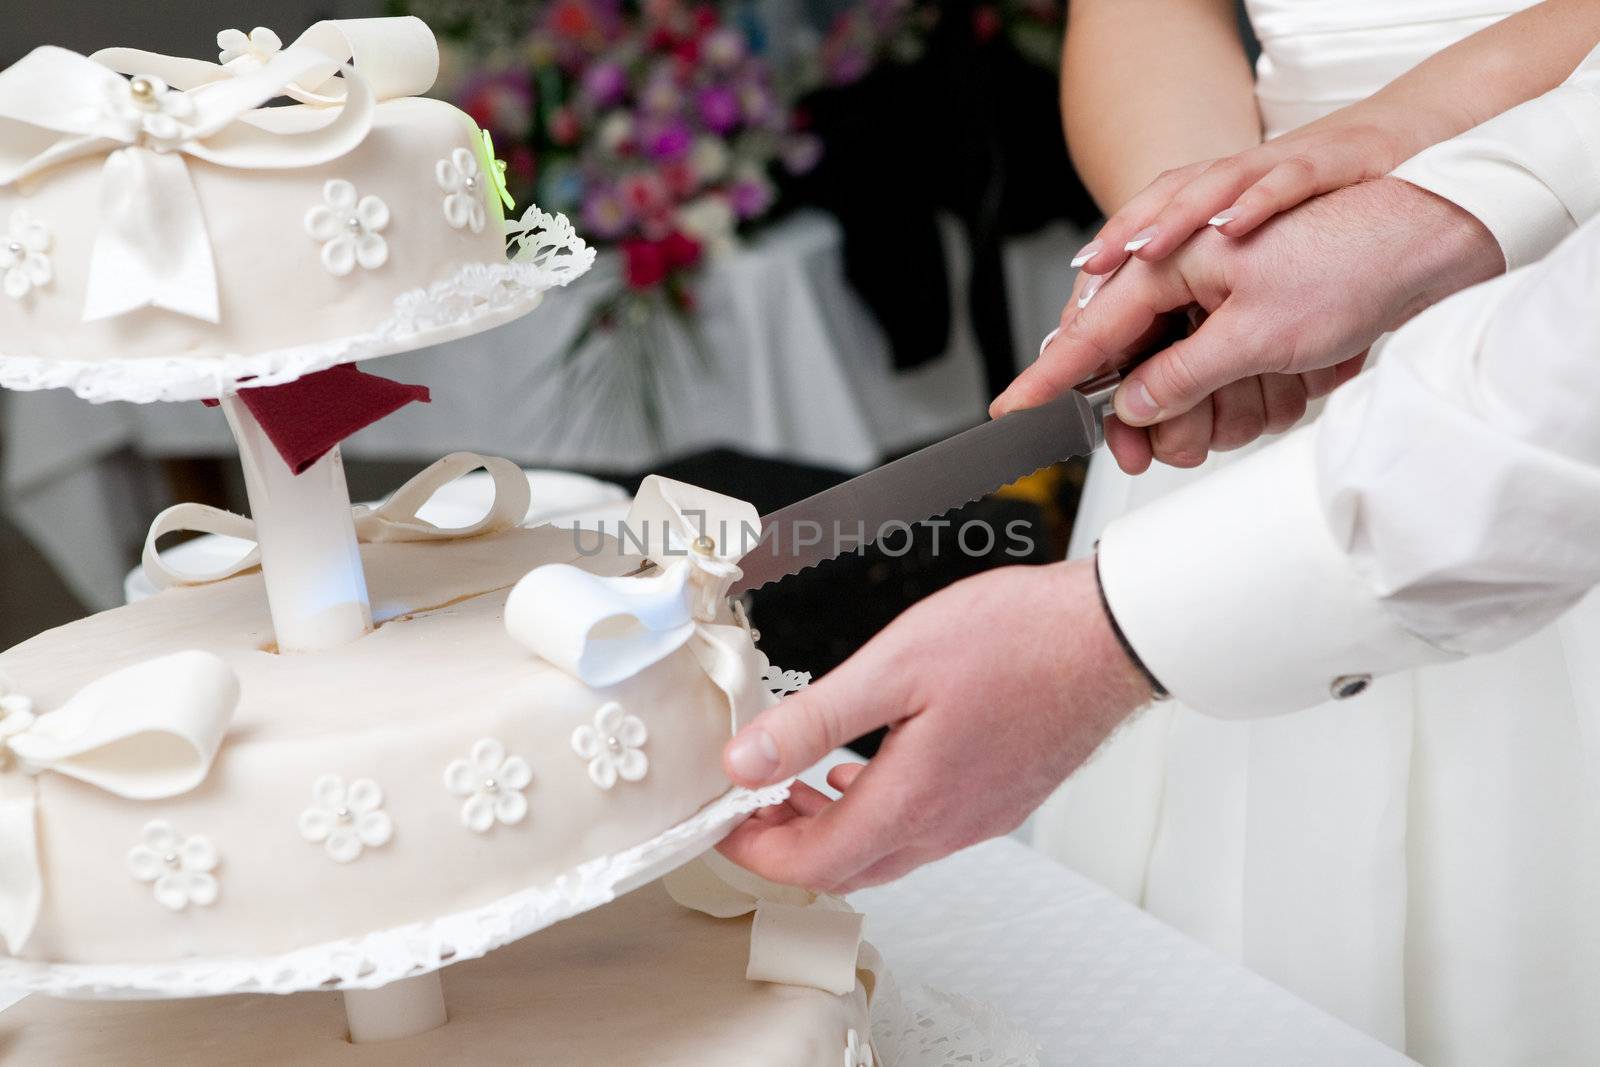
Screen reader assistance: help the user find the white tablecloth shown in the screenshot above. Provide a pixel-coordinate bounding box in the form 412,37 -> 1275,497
1,212 -> 1085,610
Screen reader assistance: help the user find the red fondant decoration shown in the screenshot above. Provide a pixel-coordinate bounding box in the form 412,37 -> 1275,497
204,364 -> 430,474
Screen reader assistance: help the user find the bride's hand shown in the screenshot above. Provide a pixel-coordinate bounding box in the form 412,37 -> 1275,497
1071,108 -> 1412,275
1002,178 -> 1501,470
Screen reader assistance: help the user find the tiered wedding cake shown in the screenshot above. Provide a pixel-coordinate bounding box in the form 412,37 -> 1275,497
0,17 -> 888,1065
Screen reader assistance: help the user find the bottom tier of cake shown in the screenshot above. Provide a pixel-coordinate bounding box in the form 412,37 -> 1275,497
0,879 -> 882,1066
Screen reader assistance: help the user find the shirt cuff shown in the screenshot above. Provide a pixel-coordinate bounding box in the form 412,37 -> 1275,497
1095,431 -> 1453,719
1392,82 -> 1600,271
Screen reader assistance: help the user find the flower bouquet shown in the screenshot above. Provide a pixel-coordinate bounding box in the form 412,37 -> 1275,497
399,0 -> 821,439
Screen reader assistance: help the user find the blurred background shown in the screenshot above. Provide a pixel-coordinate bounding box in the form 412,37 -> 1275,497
0,1 -> 1180,677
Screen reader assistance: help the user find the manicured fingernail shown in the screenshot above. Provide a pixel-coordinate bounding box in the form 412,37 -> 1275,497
1069,240 -> 1103,268
1038,326 -> 1060,356
1116,381 -> 1159,421
1124,228 -> 1156,253
727,728 -> 779,782
1077,273 -> 1105,309
1208,210 -> 1237,227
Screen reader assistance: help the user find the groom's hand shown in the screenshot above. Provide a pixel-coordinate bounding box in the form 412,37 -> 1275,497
717,560 -> 1152,892
995,177 -> 1501,472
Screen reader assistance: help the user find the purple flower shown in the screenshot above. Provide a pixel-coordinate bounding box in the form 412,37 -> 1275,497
582,184 -> 633,240
695,85 -> 740,135
581,61 -> 628,107
644,118 -> 694,162
729,174 -> 774,220
781,133 -> 823,175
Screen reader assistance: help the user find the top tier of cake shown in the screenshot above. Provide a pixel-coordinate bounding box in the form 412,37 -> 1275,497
0,18 -> 593,404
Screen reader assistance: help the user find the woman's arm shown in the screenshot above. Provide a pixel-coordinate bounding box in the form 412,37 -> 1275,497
1062,0 -> 1260,215
1079,0 -> 1600,270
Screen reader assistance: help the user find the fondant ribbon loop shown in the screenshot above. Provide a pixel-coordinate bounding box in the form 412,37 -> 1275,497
143,452 -> 530,590
664,852 -> 866,997
0,651 -> 239,954
0,17 -> 438,324
504,476 -> 768,730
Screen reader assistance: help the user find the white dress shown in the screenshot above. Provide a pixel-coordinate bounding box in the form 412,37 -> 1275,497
1031,3 -> 1600,1065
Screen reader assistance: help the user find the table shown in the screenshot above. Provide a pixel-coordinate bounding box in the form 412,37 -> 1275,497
1,212 -> 1087,611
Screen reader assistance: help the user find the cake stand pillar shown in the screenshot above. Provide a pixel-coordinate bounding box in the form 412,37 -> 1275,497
222,397 -> 373,653
343,973 -> 449,1043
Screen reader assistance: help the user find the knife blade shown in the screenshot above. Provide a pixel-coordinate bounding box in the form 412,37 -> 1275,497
731,372 -> 1123,594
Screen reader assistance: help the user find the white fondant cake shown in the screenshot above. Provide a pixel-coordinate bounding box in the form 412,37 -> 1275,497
0,881 -> 884,1067
0,523 -> 768,967
0,18 -> 593,403
0,15 -> 898,1066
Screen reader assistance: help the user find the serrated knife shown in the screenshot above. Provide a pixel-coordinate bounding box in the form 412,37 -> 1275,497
731,371 -> 1123,594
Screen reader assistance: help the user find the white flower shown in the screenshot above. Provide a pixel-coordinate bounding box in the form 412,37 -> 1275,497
690,137 -> 730,183
674,195 -> 737,259
217,26 -> 282,71
0,673 -> 37,773
571,703 -> 649,790
305,180 -> 390,277
844,1028 -> 874,1067
298,774 -> 393,863
126,820 -> 219,912
764,665 -> 812,698
444,739 -> 532,833
597,113 -> 634,153
103,75 -> 196,148
436,147 -> 488,234
1,210 -> 52,300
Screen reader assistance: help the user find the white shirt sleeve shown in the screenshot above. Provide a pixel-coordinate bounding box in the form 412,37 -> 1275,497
1096,214 -> 1600,719
1392,42 -> 1600,271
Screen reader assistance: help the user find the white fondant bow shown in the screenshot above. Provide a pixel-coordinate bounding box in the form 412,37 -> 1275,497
0,17 -> 438,323
504,476 -> 769,731
142,452 -> 532,589
664,852 -> 866,996
0,651 -> 239,954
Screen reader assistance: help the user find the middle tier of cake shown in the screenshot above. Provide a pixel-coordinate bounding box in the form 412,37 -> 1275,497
0,522 -> 774,972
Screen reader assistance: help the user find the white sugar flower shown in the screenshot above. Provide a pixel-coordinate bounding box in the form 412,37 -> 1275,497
217,26 -> 282,71
305,180 -> 390,277
298,774 -> 393,863
103,75 -> 196,147
0,673 -> 37,773
845,1028 -> 874,1067
571,702 -> 649,790
436,147 -> 488,234
1,210 -> 52,300
126,820 -> 219,912
444,738 -> 532,833
764,665 -> 812,698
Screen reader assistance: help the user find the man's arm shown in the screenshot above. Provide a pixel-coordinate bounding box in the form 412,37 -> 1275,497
714,218 -> 1600,893
1100,214 -> 1600,716
1393,41 -> 1600,270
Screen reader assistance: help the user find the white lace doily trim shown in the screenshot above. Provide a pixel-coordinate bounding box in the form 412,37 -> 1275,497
0,782 -> 788,999
0,250 -> 594,405
873,972 -> 1043,1067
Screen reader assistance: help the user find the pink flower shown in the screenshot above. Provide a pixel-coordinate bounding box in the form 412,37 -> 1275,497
729,174 -> 774,220
581,61 -> 628,107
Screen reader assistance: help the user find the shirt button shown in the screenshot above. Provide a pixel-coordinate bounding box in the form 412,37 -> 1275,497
1330,674 -> 1371,700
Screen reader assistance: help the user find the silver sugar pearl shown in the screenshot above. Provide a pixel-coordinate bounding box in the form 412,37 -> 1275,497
606,736 -> 623,753
5,242 -> 22,258
163,852 -> 180,868
483,778 -> 499,793
464,175 -> 478,191
129,77 -> 159,108
346,216 -> 364,234
335,807 -> 352,822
